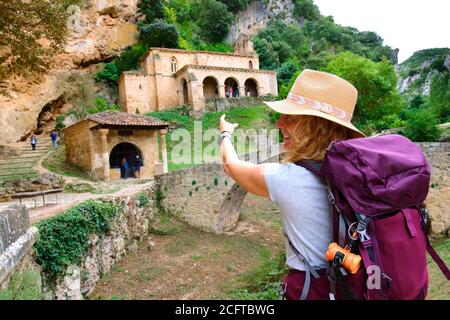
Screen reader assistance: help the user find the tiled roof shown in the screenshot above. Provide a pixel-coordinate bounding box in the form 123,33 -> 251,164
87,111 -> 169,127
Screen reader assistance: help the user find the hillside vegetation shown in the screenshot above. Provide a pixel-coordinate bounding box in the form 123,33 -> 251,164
2,0 -> 447,143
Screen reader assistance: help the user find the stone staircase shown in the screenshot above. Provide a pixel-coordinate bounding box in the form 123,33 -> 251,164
0,138 -> 53,182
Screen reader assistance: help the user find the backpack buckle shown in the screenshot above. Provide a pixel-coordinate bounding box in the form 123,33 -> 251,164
327,191 -> 336,205
357,228 -> 371,242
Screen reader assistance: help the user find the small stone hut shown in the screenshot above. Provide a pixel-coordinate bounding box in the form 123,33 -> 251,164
63,111 -> 169,180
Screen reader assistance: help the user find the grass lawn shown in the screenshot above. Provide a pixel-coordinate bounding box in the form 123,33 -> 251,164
148,105 -> 280,171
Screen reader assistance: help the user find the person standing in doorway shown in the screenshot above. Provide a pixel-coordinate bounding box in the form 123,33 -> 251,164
133,155 -> 143,179
30,135 -> 37,151
120,158 -> 129,179
50,130 -> 58,148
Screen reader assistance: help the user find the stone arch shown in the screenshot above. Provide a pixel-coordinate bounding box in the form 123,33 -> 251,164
170,56 -> 177,73
249,60 -> 253,69
224,77 -> 240,98
244,78 -> 258,97
202,76 -> 219,98
109,142 -> 143,176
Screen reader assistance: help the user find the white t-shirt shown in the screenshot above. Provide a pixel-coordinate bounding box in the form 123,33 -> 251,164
264,162 -> 332,271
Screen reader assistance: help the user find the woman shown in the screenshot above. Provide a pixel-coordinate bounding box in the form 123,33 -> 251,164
219,69 -> 365,300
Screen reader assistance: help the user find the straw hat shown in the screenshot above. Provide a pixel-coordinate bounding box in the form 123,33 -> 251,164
264,69 -> 365,138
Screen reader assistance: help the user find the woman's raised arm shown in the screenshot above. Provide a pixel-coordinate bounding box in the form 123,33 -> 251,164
219,115 -> 269,198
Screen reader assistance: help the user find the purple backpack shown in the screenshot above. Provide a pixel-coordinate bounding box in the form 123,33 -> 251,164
298,134 -> 450,300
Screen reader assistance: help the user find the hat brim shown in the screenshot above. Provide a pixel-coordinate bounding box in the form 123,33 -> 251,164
264,99 -> 366,138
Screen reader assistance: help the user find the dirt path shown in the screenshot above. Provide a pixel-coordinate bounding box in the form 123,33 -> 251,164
90,194 -> 285,300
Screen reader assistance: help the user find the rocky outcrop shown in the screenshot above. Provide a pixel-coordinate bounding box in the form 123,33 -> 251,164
397,49 -> 450,97
0,0 -> 139,146
226,0 -> 296,44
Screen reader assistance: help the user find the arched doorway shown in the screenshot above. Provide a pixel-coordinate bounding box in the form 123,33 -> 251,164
244,79 -> 258,97
202,76 -> 219,98
109,142 -> 143,178
224,77 -> 239,98
182,79 -> 189,105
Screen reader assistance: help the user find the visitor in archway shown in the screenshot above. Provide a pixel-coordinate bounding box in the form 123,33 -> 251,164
219,69 -> 364,300
120,158 -> 129,179
133,155 -> 143,179
30,135 -> 37,151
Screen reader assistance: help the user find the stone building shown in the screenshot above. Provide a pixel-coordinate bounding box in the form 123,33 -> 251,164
118,43 -> 278,112
63,111 -> 169,180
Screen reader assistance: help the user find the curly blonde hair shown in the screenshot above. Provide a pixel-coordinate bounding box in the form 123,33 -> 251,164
283,115 -> 355,163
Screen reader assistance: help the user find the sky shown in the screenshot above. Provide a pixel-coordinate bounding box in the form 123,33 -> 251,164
313,0 -> 450,63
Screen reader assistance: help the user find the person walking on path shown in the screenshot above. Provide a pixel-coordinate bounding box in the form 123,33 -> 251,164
30,135 -> 37,151
50,130 -> 58,148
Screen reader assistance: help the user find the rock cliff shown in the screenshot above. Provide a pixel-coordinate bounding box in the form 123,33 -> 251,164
397,48 -> 450,98
226,0 -> 296,44
0,0 -> 139,146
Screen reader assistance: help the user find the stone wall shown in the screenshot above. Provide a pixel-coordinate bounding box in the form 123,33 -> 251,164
119,72 -> 152,114
203,96 -> 278,114
417,143 -> 450,235
45,186 -> 156,299
155,164 -> 235,233
0,183 -> 157,299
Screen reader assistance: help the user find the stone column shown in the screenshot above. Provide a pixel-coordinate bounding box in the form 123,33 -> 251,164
218,85 -> 226,98
239,86 -> 246,97
160,129 -> 168,174
98,129 -> 110,181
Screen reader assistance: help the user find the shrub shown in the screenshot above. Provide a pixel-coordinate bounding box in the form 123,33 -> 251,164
293,0 -> 320,21
34,200 -> 119,282
401,108 -> 442,142
85,97 -> 120,114
94,62 -> 119,83
136,192 -> 150,208
429,73 -> 450,123
139,20 -> 179,48
55,115 -> 65,131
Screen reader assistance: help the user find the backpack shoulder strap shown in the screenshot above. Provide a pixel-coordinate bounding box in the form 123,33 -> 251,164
295,161 -> 324,177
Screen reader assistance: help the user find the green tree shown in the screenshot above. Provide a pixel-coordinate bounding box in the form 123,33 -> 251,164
293,0 -> 320,21
138,0 -> 164,24
85,97 -> 120,114
0,0 -> 75,82
410,95 -> 427,109
94,62 -> 119,83
429,73 -> 450,123
196,0 -> 233,43
139,21 -> 179,48
253,38 -> 279,70
163,4 -> 177,24
326,51 -> 402,129
402,108 -> 442,142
